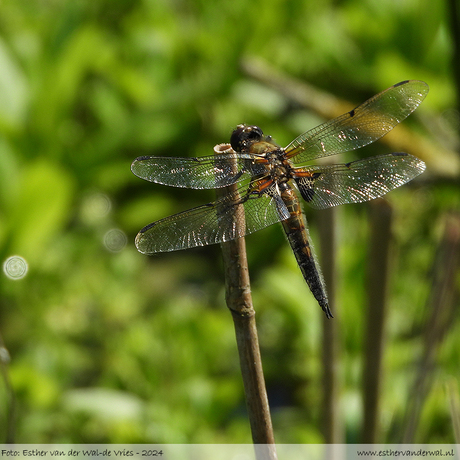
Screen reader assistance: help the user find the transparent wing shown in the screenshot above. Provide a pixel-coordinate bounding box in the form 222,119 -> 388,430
285,80 -> 429,164
294,153 -> 426,210
131,153 -> 265,189
135,183 -> 289,254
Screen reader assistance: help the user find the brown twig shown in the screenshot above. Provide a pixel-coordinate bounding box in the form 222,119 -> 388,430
448,0 -> 460,114
214,144 -> 277,459
0,333 -> 15,443
317,206 -> 343,444
447,378 -> 460,444
361,199 -> 393,443
402,212 -> 460,443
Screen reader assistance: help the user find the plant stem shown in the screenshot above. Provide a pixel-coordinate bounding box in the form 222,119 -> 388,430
318,206 -> 343,443
402,212 -> 460,443
0,333 -> 15,443
362,199 -> 393,443
214,144 -> 277,459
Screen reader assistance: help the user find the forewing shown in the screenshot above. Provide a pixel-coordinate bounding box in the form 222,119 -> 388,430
131,153 -> 261,189
135,184 -> 287,254
295,153 -> 426,210
285,80 -> 429,164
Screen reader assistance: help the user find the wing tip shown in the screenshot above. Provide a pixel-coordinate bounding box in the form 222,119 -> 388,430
394,79 -> 429,89
391,152 -> 426,174
131,158 -> 145,177
135,224 -> 158,255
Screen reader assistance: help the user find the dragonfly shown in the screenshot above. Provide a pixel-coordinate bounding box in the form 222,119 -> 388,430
131,80 -> 428,318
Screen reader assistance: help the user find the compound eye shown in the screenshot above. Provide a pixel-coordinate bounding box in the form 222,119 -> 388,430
230,124 -> 246,151
230,125 -> 263,151
245,126 -> 263,141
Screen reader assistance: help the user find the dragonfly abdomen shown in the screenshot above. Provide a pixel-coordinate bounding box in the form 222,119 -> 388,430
279,184 -> 333,318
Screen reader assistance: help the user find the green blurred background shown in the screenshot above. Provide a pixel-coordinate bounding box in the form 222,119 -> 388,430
0,0 -> 459,444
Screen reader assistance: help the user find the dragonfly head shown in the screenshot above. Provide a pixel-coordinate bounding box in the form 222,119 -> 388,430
230,124 -> 264,152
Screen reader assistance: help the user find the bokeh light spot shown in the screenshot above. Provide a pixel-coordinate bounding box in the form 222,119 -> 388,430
80,192 -> 112,225
3,255 -> 28,280
103,228 -> 128,253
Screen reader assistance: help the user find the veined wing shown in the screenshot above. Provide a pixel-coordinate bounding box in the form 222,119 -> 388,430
294,153 -> 426,210
285,80 -> 429,164
131,153 -> 265,189
135,183 -> 289,254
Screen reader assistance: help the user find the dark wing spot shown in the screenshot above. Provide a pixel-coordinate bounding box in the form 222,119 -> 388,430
300,188 -> 315,202
139,221 -> 157,234
296,173 -> 321,202
133,155 -> 152,162
394,80 -> 409,87
349,108 -> 355,117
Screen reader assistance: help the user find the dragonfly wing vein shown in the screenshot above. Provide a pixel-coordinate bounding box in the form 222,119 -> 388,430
135,185 -> 284,254
131,153 -> 258,189
296,153 -> 426,209
285,80 -> 429,164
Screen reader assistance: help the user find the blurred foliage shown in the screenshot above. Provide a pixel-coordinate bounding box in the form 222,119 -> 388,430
0,0 -> 459,445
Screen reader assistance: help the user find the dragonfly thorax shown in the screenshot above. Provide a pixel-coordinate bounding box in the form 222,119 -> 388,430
263,150 -> 293,183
